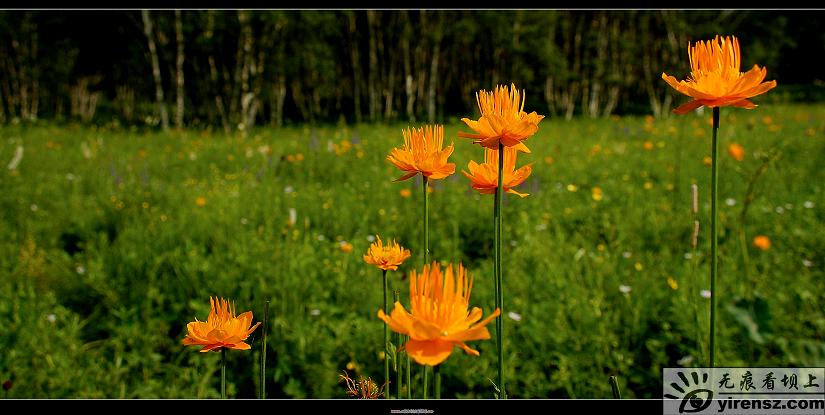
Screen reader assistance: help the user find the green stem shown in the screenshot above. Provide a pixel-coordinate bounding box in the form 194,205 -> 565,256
394,290 -> 402,399
221,347 -> 226,399
495,142 -> 505,399
710,107 -> 719,368
434,364 -> 441,399
383,269 -> 390,399
423,176 -> 429,265
261,300 -> 269,399
609,375 -> 622,399
423,365 -> 428,399
405,335 -> 411,399
739,149 -> 780,299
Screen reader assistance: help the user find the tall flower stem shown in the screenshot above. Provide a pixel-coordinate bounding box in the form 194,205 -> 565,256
609,376 -> 622,399
434,364 -> 441,399
383,269 -> 390,399
710,107 -> 720,368
494,142 -> 505,398
405,335 -> 411,399
261,300 -> 269,399
423,176 -> 429,264
423,365 -> 428,399
221,348 -> 227,399
394,290 -> 402,399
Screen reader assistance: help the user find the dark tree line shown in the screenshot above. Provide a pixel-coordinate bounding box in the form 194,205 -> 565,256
0,10 -> 822,129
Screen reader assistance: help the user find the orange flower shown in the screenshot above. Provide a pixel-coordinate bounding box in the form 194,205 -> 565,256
378,262 -> 500,366
363,236 -> 411,271
643,141 -> 654,151
662,35 -> 777,115
727,143 -> 745,161
462,147 -> 533,198
459,83 -> 544,153
387,125 -> 455,182
753,235 -> 771,251
399,188 -> 412,198
182,297 -> 261,352
340,241 -> 354,253
195,196 -> 206,207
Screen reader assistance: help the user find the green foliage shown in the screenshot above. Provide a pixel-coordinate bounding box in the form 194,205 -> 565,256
0,104 -> 823,398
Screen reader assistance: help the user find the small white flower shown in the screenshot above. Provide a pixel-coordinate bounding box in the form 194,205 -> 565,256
700,290 -> 712,299
366,235 -> 376,242
507,311 -> 522,322
7,145 -> 24,170
784,203 -> 793,210
775,206 -> 784,214
677,355 -> 694,366
284,186 -> 294,194
317,234 -> 326,241
46,314 -> 56,323
725,198 -> 736,206
310,309 -> 321,316
802,259 -> 813,268
684,252 -> 693,260
803,201 -> 814,209
288,208 -> 297,226
75,265 -> 86,275
30,204 -> 38,212
619,285 -> 632,294
240,217 -> 248,225
622,251 -> 632,259
66,173 -> 76,181
535,223 -> 547,231
510,240 -> 518,247
188,152 -> 197,161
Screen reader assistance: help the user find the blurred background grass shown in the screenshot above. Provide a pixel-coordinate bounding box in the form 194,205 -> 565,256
1,104 -> 823,398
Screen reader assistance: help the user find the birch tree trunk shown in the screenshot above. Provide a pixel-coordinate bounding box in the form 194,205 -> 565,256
174,10 -> 185,129
205,11 -> 230,132
142,10 -> 169,131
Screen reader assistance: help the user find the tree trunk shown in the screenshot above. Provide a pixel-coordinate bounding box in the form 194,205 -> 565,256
205,11 -> 230,132
270,74 -> 286,128
174,10 -> 185,129
401,11 -> 415,122
427,15 -> 442,123
347,12 -> 362,123
366,10 -> 380,122
28,14 -> 38,121
142,10 -> 169,131
588,13 -> 608,118
383,43 -> 396,121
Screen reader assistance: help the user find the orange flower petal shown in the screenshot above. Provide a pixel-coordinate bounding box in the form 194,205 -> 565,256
405,339 -> 455,366
673,100 -> 705,115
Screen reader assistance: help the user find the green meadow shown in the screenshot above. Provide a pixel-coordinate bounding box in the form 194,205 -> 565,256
1,104 -> 823,398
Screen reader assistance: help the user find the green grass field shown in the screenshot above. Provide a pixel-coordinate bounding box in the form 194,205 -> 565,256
1,104 -> 823,398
